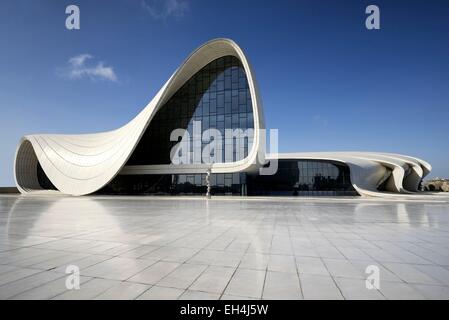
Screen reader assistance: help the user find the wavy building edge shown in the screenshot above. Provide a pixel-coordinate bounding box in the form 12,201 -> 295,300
14,38 -> 432,197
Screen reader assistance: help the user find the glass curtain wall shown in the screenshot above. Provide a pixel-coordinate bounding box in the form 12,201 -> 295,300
126,55 -> 254,166
97,159 -> 357,196
247,159 -> 358,196
97,173 -> 247,195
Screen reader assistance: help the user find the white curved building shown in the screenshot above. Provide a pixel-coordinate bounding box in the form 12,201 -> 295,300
14,38 -> 431,197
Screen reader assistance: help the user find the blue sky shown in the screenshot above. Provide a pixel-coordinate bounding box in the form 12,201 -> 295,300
0,0 -> 448,186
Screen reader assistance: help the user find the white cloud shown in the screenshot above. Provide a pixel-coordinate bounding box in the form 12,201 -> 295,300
60,54 -> 118,82
141,0 -> 189,20
68,54 -> 92,67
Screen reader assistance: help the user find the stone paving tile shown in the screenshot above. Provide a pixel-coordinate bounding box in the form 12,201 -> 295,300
211,251 -> 244,268
413,264 -> 449,286
336,247 -> 373,260
333,277 -> 385,300
239,253 -> 270,271
141,246 -> 199,263
137,286 -> 184,300
262,271 -> 302,300
295,256 -> 329,276
32,239 -> 92,251
270,236 -> 293,255
12,276 -> 92,300
94,282 -> 150,300
0,248 -> 54,265
292,246 -> 320,258
379,281 -> 427,300
189,265 -> 236,294
6,250 -> 66,268
206,236 -> 234,249
362,247 -> 405,263
0,271 -> 65,299
101,244 -> 142,256
225,240 -> 251,253
0,265 -> 18,275
315,246 -> 345,259
0,244 -> 20,252
52,254 -> 114,274
381,262 -> 441,285
119,245 -> 160,258
80,242 -> 125,255
128,261 -> 180,285
267,255 -> 297,274
0,267 -> 42,287
179,290 -> 221,300
53,278 -> 118,300
323,258 -> 365,279
29,252 -> 90,270
0,236 -> 57,247
300,274 -> 343,300
224,269 -> 265,299
82,257 -> 158,281
412,284 -> 449,300
187,249 -> 220,265
157,263 -> 207,289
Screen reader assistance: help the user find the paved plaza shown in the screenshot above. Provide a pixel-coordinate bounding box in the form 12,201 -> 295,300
1,194 -> 449,300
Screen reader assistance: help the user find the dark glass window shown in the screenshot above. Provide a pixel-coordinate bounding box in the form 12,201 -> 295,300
247,159 -> 358,196
97,172 -> 247,196
99,159 -> 357,197
126,56 -> 254,165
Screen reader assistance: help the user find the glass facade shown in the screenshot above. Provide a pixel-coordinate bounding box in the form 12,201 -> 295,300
247,159 -> 358,196
97,159 -> 357,196
126,55 -> 254,166
97,173 -> 247,195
